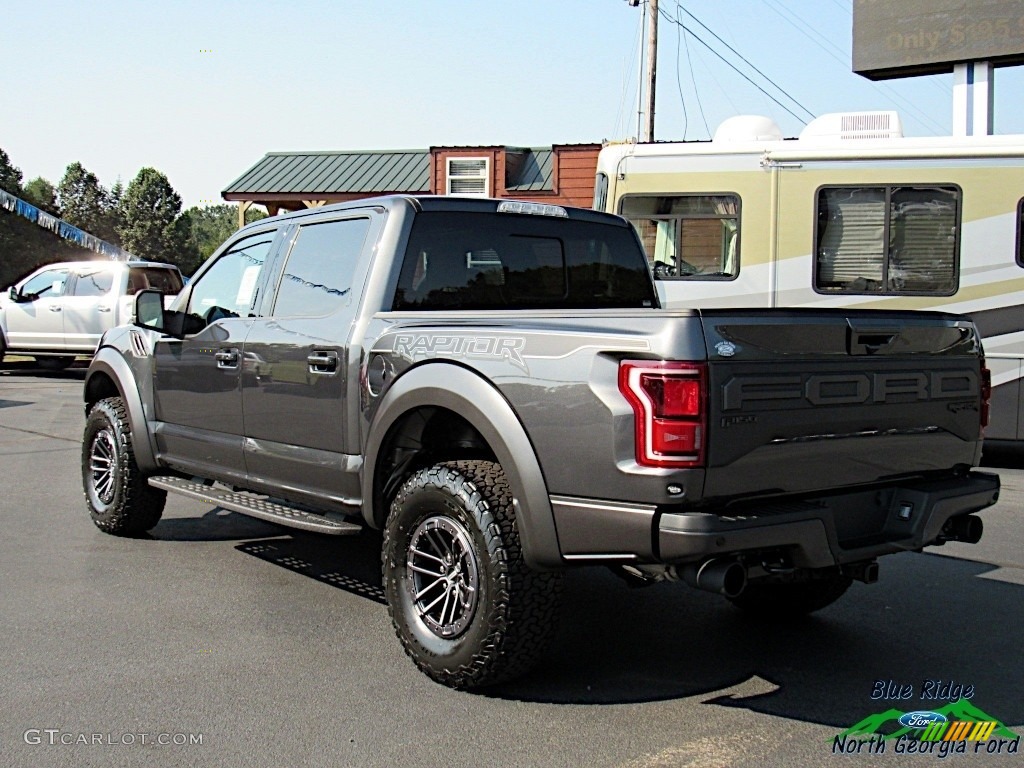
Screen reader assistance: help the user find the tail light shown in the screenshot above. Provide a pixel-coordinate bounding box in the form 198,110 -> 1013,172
980,358 -> 992,435
618,360 -> 706,468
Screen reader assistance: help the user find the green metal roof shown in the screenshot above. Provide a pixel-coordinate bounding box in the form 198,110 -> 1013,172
224,150 -> 430,195
505,149 -> 553,192
224,146 -> 568,197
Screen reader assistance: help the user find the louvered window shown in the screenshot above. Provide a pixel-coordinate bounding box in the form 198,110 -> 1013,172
446,157 -> 489,197
815,185 -> 959,295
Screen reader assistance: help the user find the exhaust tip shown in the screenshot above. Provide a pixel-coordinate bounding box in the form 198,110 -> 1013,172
681,559 -> 747,598
951,514 -> 984,544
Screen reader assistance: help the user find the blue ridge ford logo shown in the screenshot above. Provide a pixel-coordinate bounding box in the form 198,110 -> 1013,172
715,341 -> 737,357
899,711 -> 948,728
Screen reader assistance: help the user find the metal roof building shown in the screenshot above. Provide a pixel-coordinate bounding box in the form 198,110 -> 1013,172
223,144 -> 599,225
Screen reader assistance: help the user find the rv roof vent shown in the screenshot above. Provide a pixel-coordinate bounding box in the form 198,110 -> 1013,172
799,111 -> 903,141
712,115 -> 784,143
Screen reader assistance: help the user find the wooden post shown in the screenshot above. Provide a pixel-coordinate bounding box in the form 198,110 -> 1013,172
237,200 -> 252,230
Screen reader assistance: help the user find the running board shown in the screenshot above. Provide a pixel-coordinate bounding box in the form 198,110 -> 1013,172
148,476 -> 361,535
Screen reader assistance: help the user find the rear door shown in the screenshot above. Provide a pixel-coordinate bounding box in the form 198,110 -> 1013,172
240,213 -> 377,508
700,310 -> 983,499
62,265 -> 118,352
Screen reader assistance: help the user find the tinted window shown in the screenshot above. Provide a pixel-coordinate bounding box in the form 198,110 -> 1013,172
127,267 -> 184,294
72,268 -> 114,297
187,234 -> 274,325
393,212 -> 655,310
21,267 -> 70,298
272,218 -> 370,317
620,195 -> 740,279
816,185 -> 959,295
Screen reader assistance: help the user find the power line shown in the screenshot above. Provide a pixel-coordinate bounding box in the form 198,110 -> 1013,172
670,4 -> 815,122
658,6 -> 812,125
614,6 -> 645,137
673,1 -> 689,138
758,0 -> 949,134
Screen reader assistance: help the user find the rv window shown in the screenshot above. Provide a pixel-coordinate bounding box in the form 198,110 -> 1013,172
619,195 -> 740,280
593,172 -> 609,211
815,185 -> 959,296
1017,198 -> 1024,268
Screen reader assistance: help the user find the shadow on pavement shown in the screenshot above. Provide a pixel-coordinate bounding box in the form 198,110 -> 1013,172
485,552 -> 1022,732
149,507 -> 292,543
0,359 -> 87,380
982,443 -> 1024,470
177,509 -> 1024,731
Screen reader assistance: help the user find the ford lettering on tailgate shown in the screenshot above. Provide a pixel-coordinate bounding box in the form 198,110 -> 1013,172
722,371 -> 978,411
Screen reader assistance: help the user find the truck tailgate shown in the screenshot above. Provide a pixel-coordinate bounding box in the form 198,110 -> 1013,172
700,310 -> 985,500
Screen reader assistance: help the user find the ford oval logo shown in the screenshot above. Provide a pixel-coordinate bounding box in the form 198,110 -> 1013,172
898,711 -> 947,728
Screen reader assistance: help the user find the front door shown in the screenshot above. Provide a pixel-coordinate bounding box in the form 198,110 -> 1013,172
152,231 -> 278,483
5,266 -> 71,350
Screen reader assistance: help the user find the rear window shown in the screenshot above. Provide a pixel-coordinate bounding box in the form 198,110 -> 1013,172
392,212 -> 656,310
127,267 -> 184,295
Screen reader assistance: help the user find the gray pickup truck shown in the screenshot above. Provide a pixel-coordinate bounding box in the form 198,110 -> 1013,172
81,196 -> 999,689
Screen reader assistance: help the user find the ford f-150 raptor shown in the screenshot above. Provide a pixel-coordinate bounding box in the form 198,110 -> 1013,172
80,196 -> 999,688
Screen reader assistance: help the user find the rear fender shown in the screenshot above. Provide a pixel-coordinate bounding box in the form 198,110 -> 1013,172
363,362 -> 562,570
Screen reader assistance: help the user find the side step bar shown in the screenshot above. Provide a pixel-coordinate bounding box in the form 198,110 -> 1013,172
148,476 -> 361,536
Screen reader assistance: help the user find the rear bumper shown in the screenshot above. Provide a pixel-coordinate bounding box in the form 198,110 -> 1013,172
552,471 -> 1000,568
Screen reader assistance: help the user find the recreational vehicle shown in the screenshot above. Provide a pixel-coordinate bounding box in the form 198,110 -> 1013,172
595,112 -> 1024,441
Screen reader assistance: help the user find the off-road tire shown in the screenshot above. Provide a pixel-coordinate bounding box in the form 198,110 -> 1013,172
36,356 -> 74,371
82,397 -> 165,535
383,460 -> 563,689
728,573 -> 853,619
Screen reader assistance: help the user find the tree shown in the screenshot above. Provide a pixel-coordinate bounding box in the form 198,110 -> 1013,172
23,177 -> 58,215
182,204 -> 267,267
0,148 -> 40,288
0,147 -> 23,195
118,168 -> 198,271
57,162 -> 119,243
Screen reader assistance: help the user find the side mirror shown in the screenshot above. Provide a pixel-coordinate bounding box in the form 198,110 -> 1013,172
134,289 -> 166,330
134,289 -> 204,339
8,286 -> 18,302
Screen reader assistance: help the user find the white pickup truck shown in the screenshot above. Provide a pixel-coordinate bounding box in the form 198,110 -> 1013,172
0,260 -> 183,369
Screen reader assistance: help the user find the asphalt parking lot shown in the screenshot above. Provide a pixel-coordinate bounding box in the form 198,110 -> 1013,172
0,362 -> 1021,768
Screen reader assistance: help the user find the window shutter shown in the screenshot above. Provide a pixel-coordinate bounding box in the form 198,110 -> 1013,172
446,158 -> 489,196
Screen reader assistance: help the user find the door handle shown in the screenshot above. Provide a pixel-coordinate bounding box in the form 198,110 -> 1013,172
215,349 -> 240,368
98,306 -> 112,313
49,306 -> 62,312
307,351 -> 339,374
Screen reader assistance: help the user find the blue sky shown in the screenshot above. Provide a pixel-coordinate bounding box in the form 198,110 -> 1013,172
3,0 -> 1024,209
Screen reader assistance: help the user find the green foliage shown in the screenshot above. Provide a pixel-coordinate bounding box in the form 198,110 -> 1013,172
0,149 -> 60,288
58,162 -> 120,244
23,177 -> 58,215
0,149 -> 211,286
181,204 -> 268,269
0,148 -> 23,195
118,168 -> 199,273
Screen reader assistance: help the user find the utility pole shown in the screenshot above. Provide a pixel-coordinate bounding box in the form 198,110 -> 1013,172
643,0 -> 658,142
